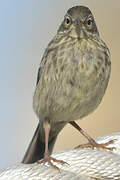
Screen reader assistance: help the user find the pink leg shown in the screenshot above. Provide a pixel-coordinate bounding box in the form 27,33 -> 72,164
69,121 -> 115,151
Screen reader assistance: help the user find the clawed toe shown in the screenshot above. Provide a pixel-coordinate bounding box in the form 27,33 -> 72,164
36,156 -> 68,170
75,139 -> 116,151
50,156 -> 69,166
36,158 -> 58,170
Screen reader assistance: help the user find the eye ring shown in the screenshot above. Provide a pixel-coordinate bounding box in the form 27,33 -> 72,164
65,16 -> 71,25
87,18 -> 93,26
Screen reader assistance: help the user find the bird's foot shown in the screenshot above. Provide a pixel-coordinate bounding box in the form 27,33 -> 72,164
36,152 -> 68,170
75,139 -> 115,151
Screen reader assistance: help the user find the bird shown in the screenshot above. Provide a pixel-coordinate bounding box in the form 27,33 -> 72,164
22,6 -> 114,169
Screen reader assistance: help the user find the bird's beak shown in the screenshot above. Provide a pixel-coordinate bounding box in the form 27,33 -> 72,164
75,27 -> 85,39
74,18 -> 86,39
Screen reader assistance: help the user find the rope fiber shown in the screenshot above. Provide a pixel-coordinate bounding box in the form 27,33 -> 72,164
0,132 -> 120,180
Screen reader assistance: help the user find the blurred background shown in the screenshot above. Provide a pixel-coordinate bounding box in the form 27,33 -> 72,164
0,0 -> 120,169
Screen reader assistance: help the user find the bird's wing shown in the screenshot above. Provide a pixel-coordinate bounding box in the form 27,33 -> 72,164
36,38 -> 57,86
36,34 -> 64,86
36,66 -> 42,86
36,51 -> 48,86
36,50 -> 49,86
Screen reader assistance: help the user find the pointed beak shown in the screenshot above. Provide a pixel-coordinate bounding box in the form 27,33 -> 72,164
74,18 -> 86,39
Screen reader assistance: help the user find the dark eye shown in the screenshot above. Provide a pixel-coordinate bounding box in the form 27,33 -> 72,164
87,18 -> 92,26
65,17 -> 71,25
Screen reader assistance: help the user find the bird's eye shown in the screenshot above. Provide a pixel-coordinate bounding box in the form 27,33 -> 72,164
65,17 -> 71,25
87,18 -> 93,26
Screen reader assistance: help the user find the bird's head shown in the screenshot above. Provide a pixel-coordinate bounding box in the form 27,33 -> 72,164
58,6 -> 99,40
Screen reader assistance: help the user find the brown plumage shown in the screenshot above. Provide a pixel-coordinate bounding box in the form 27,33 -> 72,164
22,6 -> 113,169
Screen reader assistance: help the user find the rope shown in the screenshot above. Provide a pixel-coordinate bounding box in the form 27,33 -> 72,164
0,132 -> 120,180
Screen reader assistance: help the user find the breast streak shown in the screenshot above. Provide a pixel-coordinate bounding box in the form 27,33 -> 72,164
34,39 -> 110,123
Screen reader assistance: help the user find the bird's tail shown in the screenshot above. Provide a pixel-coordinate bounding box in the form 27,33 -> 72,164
22,123 -> 57,164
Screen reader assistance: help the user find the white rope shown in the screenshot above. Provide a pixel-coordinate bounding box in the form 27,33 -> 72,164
0,132 -> 120,180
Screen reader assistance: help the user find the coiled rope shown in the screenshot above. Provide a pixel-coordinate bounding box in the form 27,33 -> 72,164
0,132 -> 120,180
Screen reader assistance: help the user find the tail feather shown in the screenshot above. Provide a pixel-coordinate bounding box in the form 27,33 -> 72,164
22,123 -> 57,164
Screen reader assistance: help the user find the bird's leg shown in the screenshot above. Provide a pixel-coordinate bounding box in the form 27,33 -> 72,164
69,121 -> 115,151
37,121 -> 68,170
